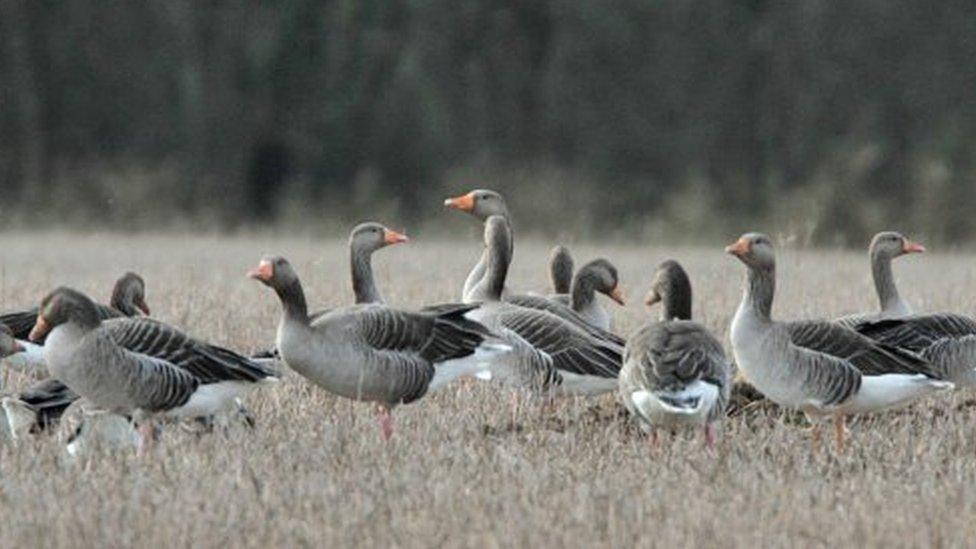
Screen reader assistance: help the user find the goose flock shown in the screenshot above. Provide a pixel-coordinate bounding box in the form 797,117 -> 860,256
0,188 -> 970,455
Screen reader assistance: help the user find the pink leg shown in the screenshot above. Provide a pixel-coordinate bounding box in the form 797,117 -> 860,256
137,421 -> 155,456
509,392 -> 520,425
704,423 -> 717,448
376,406 -> 394,441
647,430 -> 660,454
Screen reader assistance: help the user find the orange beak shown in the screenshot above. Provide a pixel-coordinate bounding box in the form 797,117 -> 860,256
248,260 -> 274,282
29,316 -> 50,343
383,228 -> 409,245
608,285 -> 625,306
135,298 -> 151,316
645,289 -> 662,307
444,192 -> 475,213
903,239 -> 926,254
725,238 -> 751,257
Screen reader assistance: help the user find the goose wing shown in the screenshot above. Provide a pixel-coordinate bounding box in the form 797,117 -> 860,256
101,317 -> 278,383
504,294 -> 626,346
786,320 -> 937,378
495,305 -> 621,378
855,313 -> 976,351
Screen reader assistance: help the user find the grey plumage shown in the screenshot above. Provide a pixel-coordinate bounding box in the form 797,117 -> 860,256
252,256 -> 503,409
855,313 -> 976,385
548,245 -> 574,295
620,260 -> 730,434
835,231 -> 922,328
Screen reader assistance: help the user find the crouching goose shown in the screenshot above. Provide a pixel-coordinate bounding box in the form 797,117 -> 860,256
460,216 -> 622,395
835,231 -> 925,328
727,233 -> 951,451
249,256 -> 508,439
545,258 -> 624,331
620,260 -> 731,448
548,246 -> 575,295
444,189 -> 513,302
29,287 -> 278,449
1,272 -> 151,374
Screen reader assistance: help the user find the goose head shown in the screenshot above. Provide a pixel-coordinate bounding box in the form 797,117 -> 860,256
30,287 -> 101,341
726,233 -> 775,270
644,260 -> 692,321
577,259 -> 625,306
248,256 -> 299,291
0,325 -> 24,358
444,189 -> 509,221
870,231 -> 925,260
349,222 -> 408,254
110,272 -> 150,316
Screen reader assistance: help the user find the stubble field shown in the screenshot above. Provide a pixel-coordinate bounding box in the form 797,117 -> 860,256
0,230 -> 975,547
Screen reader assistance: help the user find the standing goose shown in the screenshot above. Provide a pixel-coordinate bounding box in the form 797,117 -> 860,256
620,260 -> 730,446
28,288 -> 275,449
444,189 -> 513,302
547,258 -> 624,331
249,255 -> 507,439
461,216 -> 622,395
548,246 -> 575,295
1,272 -> 150,373
727,233 -> 951,451
835,231 -> 925,328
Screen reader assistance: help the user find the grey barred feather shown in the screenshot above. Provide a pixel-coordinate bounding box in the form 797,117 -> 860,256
786,320 -> 938,378
504,293 -> 626,346
855,314 -> 976,384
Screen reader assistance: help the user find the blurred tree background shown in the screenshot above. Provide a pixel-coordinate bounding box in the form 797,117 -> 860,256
2,0 -> 976,245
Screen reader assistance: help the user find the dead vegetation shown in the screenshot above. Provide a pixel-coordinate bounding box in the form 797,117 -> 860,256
0,232 -> 973,547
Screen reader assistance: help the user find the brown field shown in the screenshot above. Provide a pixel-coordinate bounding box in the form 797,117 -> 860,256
0,231 -> 974,547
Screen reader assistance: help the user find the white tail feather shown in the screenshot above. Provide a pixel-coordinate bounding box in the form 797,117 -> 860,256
630,380 -> 719,427
842,374 -> 953,414
429,342 -> 512,391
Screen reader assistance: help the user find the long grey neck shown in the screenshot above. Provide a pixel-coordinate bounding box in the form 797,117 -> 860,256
660,284 -> 693,322
276,279 -> 309,324
482,229 -> 512,302
744,264 -> 775,322
70,304 -> 103,332
351,246 -> 383,304
870,252 -> 903,313
571,274 -> 597,312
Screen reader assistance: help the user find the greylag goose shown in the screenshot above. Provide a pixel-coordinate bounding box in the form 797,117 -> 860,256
548,246 -> 575,295
444,189 -> 627,343
727,233 -> 951,451
249,255 -> 508,439
349,222 -> 408,304
0,325 -> 24,358
547,258 -> 624,331
835,231 -> 925,328
0,271 -> 149,341
444,189 -> 512,302
461,216 -> 622,395
29,287 -> 278,448
1,272 -> 150,373
855,314 -> 976,387
620,260 -> 730,446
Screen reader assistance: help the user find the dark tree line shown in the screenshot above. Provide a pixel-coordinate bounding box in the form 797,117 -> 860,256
2,0 -> 976,243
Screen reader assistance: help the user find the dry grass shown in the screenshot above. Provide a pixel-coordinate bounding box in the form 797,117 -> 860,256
0,231 -> 974,547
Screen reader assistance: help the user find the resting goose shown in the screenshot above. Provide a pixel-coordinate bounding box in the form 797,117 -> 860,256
835,231 -> 924,328
727,233 -> 951,451
620,260 -> 730,446
547,258 -> 624,331
444,189 -> 513,302
461,216 -> 622,395
548,246 -> 575,295
1,272 -> 150,373
29,287 -> 278,449
249,255 -> 507,439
